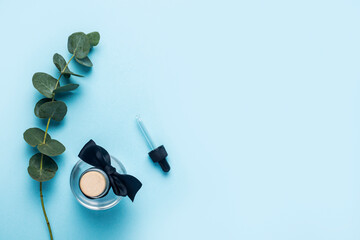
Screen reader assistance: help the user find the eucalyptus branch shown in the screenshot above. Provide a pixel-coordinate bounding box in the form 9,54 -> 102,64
23,31 -> 100,240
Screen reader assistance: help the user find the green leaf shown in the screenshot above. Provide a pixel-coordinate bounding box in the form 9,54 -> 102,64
34,98 -> 52,118
87,32 -> 100,47
23,128 -> 51,147
67,32 -> 91,59
38,101 -> 67,121
37,139 -> 65,156
75,56 -> 93,67
28,153 -> 58,182
53,53 -> 83,78
32,73 -> 57,98
53,84 -> 79,93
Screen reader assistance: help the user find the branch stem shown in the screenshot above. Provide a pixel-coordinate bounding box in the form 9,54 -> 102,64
40,182 -> 53,240
39,54 -> 75,240
42,54 -> 75,142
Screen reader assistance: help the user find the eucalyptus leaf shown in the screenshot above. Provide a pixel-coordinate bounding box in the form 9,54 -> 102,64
28,153 -> 58,182
38,101 -> 67,121
53,53 -> 83,78
34,98 -> 52,118
32,73 -> 57,98
37,139 -> 65,156
75,56 -> 93,67
23,128 -> 51,147
67,32 -> 91,59
53,84 -> 79,93
87,32 -> 100,47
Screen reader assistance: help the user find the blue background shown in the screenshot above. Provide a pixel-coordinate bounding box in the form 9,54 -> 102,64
0,0 -> 360,239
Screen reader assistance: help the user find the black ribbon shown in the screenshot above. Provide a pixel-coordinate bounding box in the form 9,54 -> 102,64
78,140 -> 142,201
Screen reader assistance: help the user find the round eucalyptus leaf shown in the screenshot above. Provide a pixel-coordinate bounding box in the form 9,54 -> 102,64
53,53 -> 83,78
53,53 -> 67,73
75,56 -> 93,67
32,72 -> 58,98
37,139 -> 65,156
23,128 -> 51,147
87,32 -> 100,47
53,84 -> 79,94
28,153 -> 58,182
38,101 -> 67,121
34,98 -> 52,118
67,32 -> 91,59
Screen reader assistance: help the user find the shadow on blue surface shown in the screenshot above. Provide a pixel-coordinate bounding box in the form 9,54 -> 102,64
71,196 -> 132,232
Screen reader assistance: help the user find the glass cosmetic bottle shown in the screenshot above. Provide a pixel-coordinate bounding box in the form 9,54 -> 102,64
70,155 -> 126,210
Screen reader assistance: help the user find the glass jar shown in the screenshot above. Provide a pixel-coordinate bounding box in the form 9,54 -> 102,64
70,155 -> 126,210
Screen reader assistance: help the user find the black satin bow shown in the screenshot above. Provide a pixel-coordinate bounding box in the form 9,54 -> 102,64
78,140 -> 142,201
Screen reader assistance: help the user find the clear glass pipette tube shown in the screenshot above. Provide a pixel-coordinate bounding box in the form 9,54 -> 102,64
136,115 -> 155,150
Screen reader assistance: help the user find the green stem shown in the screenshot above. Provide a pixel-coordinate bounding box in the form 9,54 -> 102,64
39,54 -> 75,240
40,182 -> 53,240
43,54 -> 75,142
52,54 -> 75,100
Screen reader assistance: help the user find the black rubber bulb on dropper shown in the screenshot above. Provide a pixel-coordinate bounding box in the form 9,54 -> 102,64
148,145 -> 170,172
